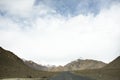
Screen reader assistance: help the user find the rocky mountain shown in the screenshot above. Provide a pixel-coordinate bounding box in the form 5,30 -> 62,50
23,60 -> 48,71
23,60 -> 64,71
0,47 -> 55,78
0,47 -> 34,78
64,59 -> 106,71
103,56 -> 120,69
74,56 -> 120,80
47,65 -> 64,72
0,46 -> 106,74
24,59 -> 106,72
48,59 -> 106,71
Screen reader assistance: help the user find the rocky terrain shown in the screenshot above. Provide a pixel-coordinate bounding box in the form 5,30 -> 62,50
24,58 -> 106,72
0,47 -> 56,79
0,46 -> 119,80
103,56 -> 120,69
64,59 -> 106,71
24,60 -> 48,71
74,56 -> 120,80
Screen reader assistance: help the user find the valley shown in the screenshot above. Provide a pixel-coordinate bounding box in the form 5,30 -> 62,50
0,47 -> 120,80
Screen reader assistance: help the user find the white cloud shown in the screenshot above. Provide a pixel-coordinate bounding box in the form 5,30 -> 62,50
0,2 -> 120,66
0,0 -> 35,17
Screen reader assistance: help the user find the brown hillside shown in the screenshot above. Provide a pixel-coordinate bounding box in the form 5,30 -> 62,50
0,47 -> 56,78
103,56 -> 120,69
74,56 -> 120,80
64,59 -> 106,71
24,60 -> 48,71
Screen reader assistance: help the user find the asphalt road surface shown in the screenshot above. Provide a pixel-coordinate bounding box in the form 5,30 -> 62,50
48,72 -> 94,80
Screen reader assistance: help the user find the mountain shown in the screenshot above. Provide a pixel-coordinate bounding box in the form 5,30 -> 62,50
64,59 -> 106,71
0,47 -> 56,78
47,65 -> 64,72
23,59 -> 106,72
23,60 -> 48,71
47,59 -> 106,71
74,56 -> 120,80
103,56 -> 120,69
0,47 -> 32,78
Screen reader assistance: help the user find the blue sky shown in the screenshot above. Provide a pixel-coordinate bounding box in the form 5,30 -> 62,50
34,0 -> 120,16
0,0 -> 120,66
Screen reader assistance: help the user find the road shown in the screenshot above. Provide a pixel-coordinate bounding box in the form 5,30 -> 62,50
48,72 -> 94,80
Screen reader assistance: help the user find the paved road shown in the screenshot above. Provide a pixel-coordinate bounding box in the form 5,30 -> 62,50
48,72 -> 94,80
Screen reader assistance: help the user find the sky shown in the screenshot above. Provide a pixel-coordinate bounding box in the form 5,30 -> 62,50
0,0 -> 120,66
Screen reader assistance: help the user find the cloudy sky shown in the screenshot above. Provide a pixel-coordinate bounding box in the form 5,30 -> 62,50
0,0 -> 120,66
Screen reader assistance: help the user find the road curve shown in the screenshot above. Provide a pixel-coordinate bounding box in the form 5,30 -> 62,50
48,71 -> 94,80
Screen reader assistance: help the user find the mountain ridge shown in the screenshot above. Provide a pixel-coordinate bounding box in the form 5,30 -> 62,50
0,46 -> 107,72
0,46 -> 119,80
0,46 -> 56,78
23,60 -> 48,71
23,58 -> 106,71
103,56 -> 120,69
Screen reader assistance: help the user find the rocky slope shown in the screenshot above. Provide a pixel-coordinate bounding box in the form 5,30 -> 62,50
64,59 -> 106,71
24,60 -> 48,71
0,47 -> 34,78
24,59 -> 106,71
0,47 -> 56,78
74,56 -> 120,80
0,46 -> 106,74
103,56 -> 120,69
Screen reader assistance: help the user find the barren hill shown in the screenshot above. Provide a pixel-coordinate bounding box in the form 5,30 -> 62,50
103,56 -> 120,69
64,59 -> 106,71
0,47 -> 56,78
